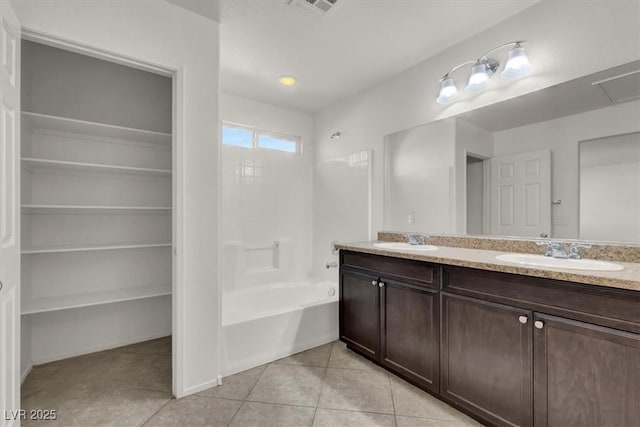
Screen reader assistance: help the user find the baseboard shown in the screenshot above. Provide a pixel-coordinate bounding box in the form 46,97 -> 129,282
31,331 -> 172,365
21,364 -> 33,384
181,377 -> 220,397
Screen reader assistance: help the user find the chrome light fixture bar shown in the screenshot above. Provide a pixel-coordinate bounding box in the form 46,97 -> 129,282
437,41 -> 532,104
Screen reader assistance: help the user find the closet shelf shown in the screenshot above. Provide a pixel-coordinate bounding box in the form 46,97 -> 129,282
21,284 -> 172,315
22,242 -> 172,254
22,205 -> 172,214
22,111 -> 172,146
22,158 -> 172,176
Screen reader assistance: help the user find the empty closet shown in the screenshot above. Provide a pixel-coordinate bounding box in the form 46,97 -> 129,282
20,41 -> 173,374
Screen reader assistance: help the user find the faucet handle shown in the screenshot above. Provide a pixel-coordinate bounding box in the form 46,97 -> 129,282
568,242 -> 591,259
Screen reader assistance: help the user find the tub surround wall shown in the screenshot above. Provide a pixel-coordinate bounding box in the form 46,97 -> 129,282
220,94 -> 314,290
377,232 -> 640,264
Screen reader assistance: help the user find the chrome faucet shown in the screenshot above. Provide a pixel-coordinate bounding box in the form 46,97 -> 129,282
567,243 -> 592,259
536,240 -> 592,259
536,240 -> 569,258
406,233 -> 426,245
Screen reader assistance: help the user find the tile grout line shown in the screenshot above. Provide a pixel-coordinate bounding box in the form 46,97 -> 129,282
243,364 -> 269,400
139,394 -> 173,427
311,364 -> 330,426
387,373 -> 398,427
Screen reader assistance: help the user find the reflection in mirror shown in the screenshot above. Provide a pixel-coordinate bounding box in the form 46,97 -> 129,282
383,61 -> 640,243
580,133 -> 640,243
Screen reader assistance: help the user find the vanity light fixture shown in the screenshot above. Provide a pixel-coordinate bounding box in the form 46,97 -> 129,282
437,41 -> 532,104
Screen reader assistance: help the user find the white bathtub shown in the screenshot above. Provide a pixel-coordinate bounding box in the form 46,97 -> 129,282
222,280 -> 339,375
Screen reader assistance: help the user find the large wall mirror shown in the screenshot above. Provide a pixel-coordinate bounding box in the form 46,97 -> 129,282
384,61 -> 640,244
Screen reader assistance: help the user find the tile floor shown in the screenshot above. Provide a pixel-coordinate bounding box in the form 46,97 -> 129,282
21,338 -> 482,426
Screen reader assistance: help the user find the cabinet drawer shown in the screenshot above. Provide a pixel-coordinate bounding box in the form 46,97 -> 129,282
342,250 -> 438,289
444,266 -> 640,333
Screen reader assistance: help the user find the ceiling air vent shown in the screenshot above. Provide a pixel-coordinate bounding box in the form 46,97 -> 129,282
592,70 -> 640,104
289,0 -> 339,15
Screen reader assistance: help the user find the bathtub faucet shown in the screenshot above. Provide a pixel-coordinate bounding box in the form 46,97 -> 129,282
325,261 -> 338,269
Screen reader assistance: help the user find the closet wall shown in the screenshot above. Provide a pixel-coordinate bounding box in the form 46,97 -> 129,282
20,41 -> 173,374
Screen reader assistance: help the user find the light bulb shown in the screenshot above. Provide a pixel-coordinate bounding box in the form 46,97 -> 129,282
436,78 -> 459,104
502,46 -> 532,79
466,62 -> 490,91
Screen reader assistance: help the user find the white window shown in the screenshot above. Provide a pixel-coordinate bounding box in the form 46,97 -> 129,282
222,123 -> 301,154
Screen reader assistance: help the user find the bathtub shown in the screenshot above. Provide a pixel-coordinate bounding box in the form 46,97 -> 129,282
222,280 -> 339,376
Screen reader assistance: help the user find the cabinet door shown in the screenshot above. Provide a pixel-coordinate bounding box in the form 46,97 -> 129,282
380,279 -> 439,392
533,314 -> 640,427
340,269 -> 379,359
441,293 -> 533,427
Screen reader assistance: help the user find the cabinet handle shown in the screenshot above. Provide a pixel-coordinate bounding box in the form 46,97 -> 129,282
534,320 -> 544,329
371,280 -> 378,286
378,282 -> 385,288
518,315 -> 528,324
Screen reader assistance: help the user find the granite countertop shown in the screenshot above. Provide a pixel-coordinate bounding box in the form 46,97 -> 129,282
336,241 -> 640,292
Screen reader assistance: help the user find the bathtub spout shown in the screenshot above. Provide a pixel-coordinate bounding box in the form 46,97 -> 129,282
325,261 -> 338,269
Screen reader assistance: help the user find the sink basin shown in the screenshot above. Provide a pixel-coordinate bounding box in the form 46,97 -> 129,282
373,242 -> 439,251
496,253 -> 624,272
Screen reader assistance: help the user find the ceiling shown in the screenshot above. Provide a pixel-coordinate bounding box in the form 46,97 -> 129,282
205,0 -> 538,113
458,60 -> 640,132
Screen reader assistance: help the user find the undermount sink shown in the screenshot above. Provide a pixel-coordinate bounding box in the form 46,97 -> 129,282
496,253 -> 624,272
373,242 -> 439,251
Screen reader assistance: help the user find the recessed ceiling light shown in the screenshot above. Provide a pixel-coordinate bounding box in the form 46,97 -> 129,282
278,75 -> 297,87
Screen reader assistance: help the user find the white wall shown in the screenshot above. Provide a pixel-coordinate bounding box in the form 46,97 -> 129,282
14,0 -> 221,397
493,100 -> 640,239
219,94 -> 314,289
313,0 -> 640,260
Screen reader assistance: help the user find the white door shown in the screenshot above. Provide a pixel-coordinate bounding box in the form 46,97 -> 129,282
0,1 -> 20,425
490,150 -> 551,238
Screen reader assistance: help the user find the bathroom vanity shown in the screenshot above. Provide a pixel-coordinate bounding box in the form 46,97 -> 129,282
337,243 -> 640,427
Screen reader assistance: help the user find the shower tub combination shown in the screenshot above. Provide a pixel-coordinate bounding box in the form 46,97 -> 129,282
221,279 -> 339,375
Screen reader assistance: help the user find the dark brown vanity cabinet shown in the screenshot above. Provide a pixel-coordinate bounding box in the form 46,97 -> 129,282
533,314 -> 640,427
339,251 -> 440,392
340,250 -> 640,427
441,293 -> 533,427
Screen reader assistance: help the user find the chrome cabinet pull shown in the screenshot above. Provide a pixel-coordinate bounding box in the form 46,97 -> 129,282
534,320 -> 544,329
518,315 -> 528,324
378,282 -> 385,288
371,280 -> 378,286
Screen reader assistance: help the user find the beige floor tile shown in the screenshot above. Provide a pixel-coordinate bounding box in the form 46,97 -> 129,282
274,343 -> 332,368
328,341 -> 383,372
396,415 -> 483,427
318,368 -> 394,414
229,401 -> 315,427
198,365 -> 266,400
144,395 -> 241,427
313,408 -> 396,427
247,364 -> 325,407
65,387 -> 170,427
390,376 -> 478,424
21,383 -> 106,427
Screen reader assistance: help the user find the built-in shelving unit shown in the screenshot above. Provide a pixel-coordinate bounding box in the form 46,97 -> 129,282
22,283 -> 172,315
21,107 -> 173,315
22,157 -> 172,176
22,111 -> 171,146
22,242 -> 172,255
20,40 -> 174,368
